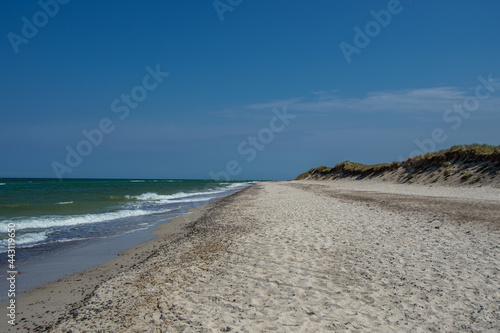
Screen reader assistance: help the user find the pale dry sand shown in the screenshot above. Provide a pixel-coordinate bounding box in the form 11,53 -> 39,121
4,181 -> 500,332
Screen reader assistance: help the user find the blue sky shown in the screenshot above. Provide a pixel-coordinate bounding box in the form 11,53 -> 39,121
1,0 -> 499,180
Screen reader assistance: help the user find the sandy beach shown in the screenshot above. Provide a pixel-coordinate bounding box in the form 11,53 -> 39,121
3,180 -> 500,332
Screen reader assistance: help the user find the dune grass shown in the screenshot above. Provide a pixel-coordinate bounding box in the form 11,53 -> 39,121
296,143 -> 500,181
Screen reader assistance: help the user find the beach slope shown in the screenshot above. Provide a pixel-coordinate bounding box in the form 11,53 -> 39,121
6,181 -> 500,332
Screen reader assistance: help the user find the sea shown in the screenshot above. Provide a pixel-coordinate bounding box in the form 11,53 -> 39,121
0,178 -> 250,297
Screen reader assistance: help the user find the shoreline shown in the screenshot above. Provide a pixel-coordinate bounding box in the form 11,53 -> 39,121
0,179 -> 250,301
0,185 -> 254,332
3,180 -> 499,331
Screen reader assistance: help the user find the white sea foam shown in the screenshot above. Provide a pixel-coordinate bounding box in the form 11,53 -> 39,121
19,236 -> 104,250
130,192 -> 195,201
51,236 -> 103,245
128,183 -> 248,204
222,182 -> 248,190
130,180 -> 145,183
0,232 -> 49,252
17,231 -> 48,245
0,208 -> 172,233
0,183 -> 249,250
119,226 -> 150,235
0,183 -> 5,185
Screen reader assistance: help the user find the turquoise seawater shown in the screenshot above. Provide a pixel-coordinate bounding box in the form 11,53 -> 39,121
0,178 -> 249,256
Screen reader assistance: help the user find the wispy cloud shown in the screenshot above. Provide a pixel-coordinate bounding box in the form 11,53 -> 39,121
290,86 -> 500,113
236,85 -> 500,115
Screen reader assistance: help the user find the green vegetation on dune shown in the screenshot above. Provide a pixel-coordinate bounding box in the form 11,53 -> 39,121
441,144 -> 498,154
295,161 -> 394,180
295,144 -> 500,183
412,144 -> 499,161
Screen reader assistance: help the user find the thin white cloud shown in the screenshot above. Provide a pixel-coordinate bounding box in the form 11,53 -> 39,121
289,87 -> 468,113
210,83 -> 500,120
246,85 -> 500,114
